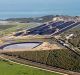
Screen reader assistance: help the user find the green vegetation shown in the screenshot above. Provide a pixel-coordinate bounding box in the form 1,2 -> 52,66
0,25 -> 15,30
61,25 -> 80,49
0,59 -> 61,75
5,49 -> 80,72
69,35 -> 80,49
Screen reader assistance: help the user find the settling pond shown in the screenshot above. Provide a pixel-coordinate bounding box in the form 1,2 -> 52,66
0,42 -> 42,50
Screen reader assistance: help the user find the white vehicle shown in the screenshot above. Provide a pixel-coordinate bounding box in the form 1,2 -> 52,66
63,43 -> 69,47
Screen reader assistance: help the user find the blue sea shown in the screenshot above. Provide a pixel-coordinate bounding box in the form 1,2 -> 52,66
0,11 -> 53,19
0,10 -> 80,20
0,0 -> 80,19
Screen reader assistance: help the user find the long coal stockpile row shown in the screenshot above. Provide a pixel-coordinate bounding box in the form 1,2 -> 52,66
14,21 -> 80,36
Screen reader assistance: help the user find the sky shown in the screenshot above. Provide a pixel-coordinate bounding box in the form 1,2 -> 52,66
0,0 -> 80,17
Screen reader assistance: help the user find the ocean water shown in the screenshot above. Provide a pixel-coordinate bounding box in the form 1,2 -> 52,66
0,0 -> 80,19
0,10 -> 80,20
0,11 -> 48,19
0,11 -> 63,19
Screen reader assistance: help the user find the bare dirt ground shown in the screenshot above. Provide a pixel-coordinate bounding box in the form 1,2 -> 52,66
34,42 -> 62,50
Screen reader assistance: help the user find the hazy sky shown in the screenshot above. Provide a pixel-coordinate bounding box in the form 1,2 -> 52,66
0,0 -> 80,15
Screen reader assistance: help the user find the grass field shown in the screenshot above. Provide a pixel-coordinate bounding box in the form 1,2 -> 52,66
0,25 -> 15,30
0,59 -> 62,75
